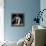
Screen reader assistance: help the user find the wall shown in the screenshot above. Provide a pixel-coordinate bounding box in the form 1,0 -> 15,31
4,0 -> 40,42
0,0 -> 4,42
40,0 -> 46,27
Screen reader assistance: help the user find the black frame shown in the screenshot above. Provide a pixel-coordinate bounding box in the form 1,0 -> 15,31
11,13 -> 24,26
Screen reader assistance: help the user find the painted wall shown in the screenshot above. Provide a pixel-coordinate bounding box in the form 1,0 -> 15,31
4,0 -> 40,42
40,0 -> 46,27
0,0 -> 4,42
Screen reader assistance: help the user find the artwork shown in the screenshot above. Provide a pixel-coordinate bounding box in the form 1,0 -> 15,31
11,13 -> 24,26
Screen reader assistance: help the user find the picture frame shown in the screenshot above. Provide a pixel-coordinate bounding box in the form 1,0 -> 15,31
11,13 -> 24,26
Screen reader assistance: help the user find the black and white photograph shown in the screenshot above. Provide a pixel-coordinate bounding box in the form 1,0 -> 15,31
11,13 -> 24,26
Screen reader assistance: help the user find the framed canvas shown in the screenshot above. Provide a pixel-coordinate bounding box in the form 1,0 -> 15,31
11,13 -> 24,26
